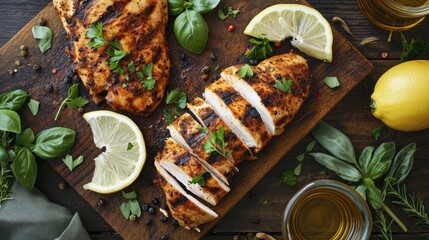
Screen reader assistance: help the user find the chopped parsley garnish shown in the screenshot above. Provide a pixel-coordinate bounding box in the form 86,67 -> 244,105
127,142 -> 134,151
164,89 -> 187,124
189,171 -> 207,187
274,77 -> 293,93
245,37 -> 273,61
202,126 -> 231,158
218,6 -> 240,20
238,64 -> 254,78
86,23 -> 108,48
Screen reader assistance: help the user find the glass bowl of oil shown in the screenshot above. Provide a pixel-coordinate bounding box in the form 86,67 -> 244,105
282,180 -> 372,240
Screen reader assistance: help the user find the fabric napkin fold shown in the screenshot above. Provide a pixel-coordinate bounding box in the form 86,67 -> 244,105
0,181 -> 90,240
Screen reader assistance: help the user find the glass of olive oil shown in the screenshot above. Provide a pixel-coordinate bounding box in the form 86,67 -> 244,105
282,180 -> 371,240
357,0 -> 429,31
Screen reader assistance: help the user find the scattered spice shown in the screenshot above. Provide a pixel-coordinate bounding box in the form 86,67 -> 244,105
148,207 -> 156,215
152,197 -> 160,205
38,18 -> 47,26
145,219 -> 152,226
97,199 -> 104,207
209,54 -> 217,61
359,36 -> 379,47
381,51 -> 389,58
58,181 -> 67,190
274,42 -> 282,49
32,64 -> 40,71
201,65 -> 210,74
15,60 -> 21,66
129,214 -> 137,222
332,16 -> 352,35
228,25 -> 235,32
8,70 -> 14,75
201,74 -> 209,81
19,49 -> 28,57
51,68 -> 57,74
20,45 -> 27,51
160,235 -> 168,240
160,215 -> 168,223
45,84 -> 53,93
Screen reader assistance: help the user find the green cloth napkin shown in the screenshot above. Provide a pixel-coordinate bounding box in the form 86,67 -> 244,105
0,181 -> 90,240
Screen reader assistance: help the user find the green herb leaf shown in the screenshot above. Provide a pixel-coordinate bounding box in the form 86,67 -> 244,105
128,61 -> 136,74
238,64 -> 254,78
202,126 -> 230,158
245,38 -> 273,61
372,126 -> 382,141
309,152 -> 362,182
324,76 -> 340,88
200,127 -> 209,134
306,140 -> 317,152
280,169 -> 297,186
143,79 -> 156,90
354,185 -> 367,200
400,32 -> 429,62
217,9 -> 228,20
127,142 -> 134,151
214,64 -> 220,71
31,127 -> 76,160
168,0 -> 185,16
174,10 -> 208,54
192,0 -> 220,14
129,199 -> 141,217
358,146 -> 374,174
388,142 -> 416,184
274,78 -> 293,93
12,147 -> 37,189
189,170 -> 207,186
55,84 -> 89,121
293,163 -> 302,176
0,110 -> 21,134
165,89 -> 187,109
311,121 -> 356,164
122,190 -> 137,200
86,23 -> 108,48
27,99 -> 40,116
218,6 -> 240,20
366,182 -> 384,209
0,90 -> 28,110
62,154 -> 84,171
163,111 -> 175,125
16,128 -> 35,147
119,202 -> 131,219
136,71 -> 144,80
368,142 -> 395,180
32,26 -> 53,53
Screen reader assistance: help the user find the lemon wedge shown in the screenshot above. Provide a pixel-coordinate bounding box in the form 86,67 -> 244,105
83,110 -> 146,194
244,4 -> 333,62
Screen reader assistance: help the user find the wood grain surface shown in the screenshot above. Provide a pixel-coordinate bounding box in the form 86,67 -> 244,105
1,1 -> 429,240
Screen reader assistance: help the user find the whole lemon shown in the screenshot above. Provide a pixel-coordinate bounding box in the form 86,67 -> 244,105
370,60 -> 429,131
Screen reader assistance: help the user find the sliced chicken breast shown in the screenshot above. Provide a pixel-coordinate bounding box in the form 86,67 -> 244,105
204,79 -> 272,152
155,161 -> 218,228
187,97 -> 254,165
156,138 -> 229,206
168,113 -> 238,185
221,52 -> 310,136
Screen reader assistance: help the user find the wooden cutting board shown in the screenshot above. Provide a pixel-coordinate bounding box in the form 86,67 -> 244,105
0,0 -> 372,239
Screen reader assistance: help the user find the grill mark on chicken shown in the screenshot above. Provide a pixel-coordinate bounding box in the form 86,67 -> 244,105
174,155 -> 190,166
170,194 -> 189,209
96,3 -> 125,25
216,90 -> 237,105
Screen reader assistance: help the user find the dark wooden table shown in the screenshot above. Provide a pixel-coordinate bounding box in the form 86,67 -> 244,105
1,1 -> 429,239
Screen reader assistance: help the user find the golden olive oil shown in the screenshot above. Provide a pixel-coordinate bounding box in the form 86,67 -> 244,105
358,0 -> 429,31
287,188 -> 365,240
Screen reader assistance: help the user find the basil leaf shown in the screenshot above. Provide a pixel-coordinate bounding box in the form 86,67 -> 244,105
192,0 -> 220,14
12,147 -> 37,189
311,121 -> 356,164
27,99 -> 40,116
31,127 -> 76,160
174,10 -> 208,54
32,26 -> 53,54
122,190 -> 137,200
168,0 -> 185,16
16,128 -> 35,146
309,152 -> 362,182
368,142 -> 395,180
358,146 -> 374,174
129,199 -> 141,217
354,185 -> 367,200
389,142 -> 416,184
119,202 -> 131,219
366,183 -> 383,209
62,155 -> 84,171
324,76 -> 340,88
0,90 -> 27,110
0,110 -> 21,134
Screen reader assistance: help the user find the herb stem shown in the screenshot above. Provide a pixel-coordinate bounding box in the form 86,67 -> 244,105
54,100 -> 67,121
383,204 -> 408,232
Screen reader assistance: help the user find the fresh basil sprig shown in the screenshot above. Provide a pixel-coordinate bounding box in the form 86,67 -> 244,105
32,26 -> 53,54
310,121 -> 418,232
169,0 -> 220,54
0,90 -> 27,110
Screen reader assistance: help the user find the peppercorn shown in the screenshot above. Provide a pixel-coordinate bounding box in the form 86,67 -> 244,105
171,219 -> 179,227
148,207 -> 156,215
8,69 -> 14,75
77,107 -> 84,113
228,25 -> 235,32
19,49 -> 27,57
179,52 -> 187,60
97,199 -> 104,207
45,84 -> 53,93
64,76 -> 72,83
160,234 -> 168,240
142,203 -> 150,211
152,197 -> 160,205
381,51 -> 389,58
201,65 -> 210,74
145,219 -> 152,226
32,64 -> 40,71
72,75 -> 80,83
13,69 -> 18,73
209,54 -> 217,61
20,45 -> 27,51
201,74 -> 209,81
129,214 -> 137,222
249,59 -> 258,66
15,60 -> 21,66
274,42 -> 282,49
58,181 -> 67,190
52,68 -> 57,74
38,18 -> 47,26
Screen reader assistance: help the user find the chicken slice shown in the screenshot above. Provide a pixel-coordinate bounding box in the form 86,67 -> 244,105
187,98 -> 254,165
221,52 -> 310,135
155,161 -> 218,228
156,138 -> 229,206
204,79 -> 272,153
53,0 -> 170,115
168,113 -> 238,185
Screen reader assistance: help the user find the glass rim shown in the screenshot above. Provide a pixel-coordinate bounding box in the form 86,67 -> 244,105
282,179 -> 372,240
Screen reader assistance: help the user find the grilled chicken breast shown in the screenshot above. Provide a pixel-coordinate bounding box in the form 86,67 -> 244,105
187,98 -> 254,165
168,113 -> 238,185
221,52 -> 310,135
156,138 -> 229,206
204,79 -> 272,152
53,0 -> 170,115
155,161 -> 218,228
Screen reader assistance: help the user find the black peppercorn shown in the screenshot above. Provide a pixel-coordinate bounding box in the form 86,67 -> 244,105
145,219 -> 152,226
201,74 -> 209,81
142,203 -> 150,211
19,49 -> 27,57
209,54 -> 217,61
249,59 -> 258,66
160,215 -> 167,223
148,207 -> 156,215
160,234 -> 168,240
8,69 -> 14,75
152,197 -> 160,205
179,52 -> 186,60
32,64 -> 40,71
38,18 -> 46,26
201,65 -> 210,74
171,219 -> 179,227
45,84 -> 53,93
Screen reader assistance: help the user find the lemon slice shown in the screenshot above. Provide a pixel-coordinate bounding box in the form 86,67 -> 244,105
244,4 -> 333,62
82,110 -> 146,194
